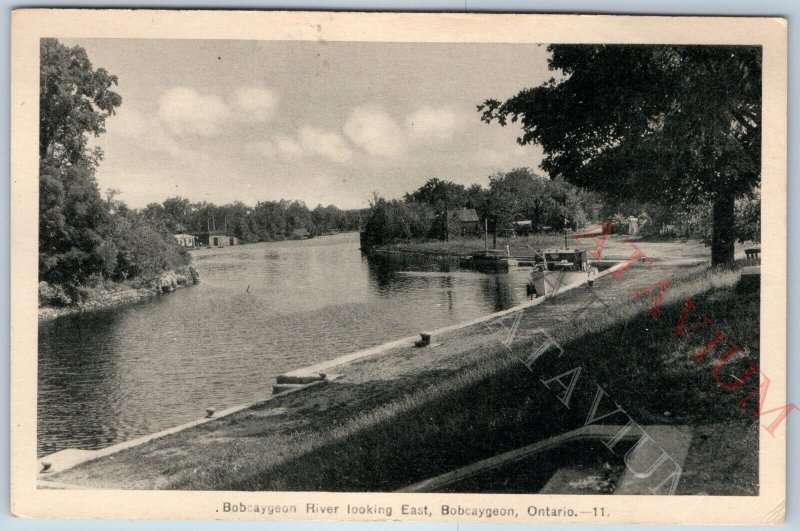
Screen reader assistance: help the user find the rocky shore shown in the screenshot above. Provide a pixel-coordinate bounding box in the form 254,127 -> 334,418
38,266 -> 200,323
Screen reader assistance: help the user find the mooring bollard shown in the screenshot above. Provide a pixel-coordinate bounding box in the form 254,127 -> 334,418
205,407 -> 216,418
415,332 -> 432,348
587,267 -> 599,287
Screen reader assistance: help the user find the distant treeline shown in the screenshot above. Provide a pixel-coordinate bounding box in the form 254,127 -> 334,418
361,169 -> 603,248
139,198 -> 365,243
361,168 -> 761,249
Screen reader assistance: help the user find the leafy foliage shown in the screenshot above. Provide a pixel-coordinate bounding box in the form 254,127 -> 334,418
486,168 -> 596,233
140,197 -> 363,242
362,169 -> 601,246
479,45 -> 761,264
40,38 -> 122,165
39,39 -> 189,299
362,195 -> 435,246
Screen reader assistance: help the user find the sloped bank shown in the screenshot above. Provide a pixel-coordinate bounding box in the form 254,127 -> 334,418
38,266 -> 201,323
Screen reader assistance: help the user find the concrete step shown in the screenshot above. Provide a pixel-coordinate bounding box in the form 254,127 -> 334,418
276,373 -> 326,384
272,383 -> 310,394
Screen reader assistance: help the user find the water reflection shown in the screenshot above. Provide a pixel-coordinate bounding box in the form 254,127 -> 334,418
38,233 -> 526,456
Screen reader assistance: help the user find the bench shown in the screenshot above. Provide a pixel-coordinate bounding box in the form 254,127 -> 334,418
744,248 -> 760,262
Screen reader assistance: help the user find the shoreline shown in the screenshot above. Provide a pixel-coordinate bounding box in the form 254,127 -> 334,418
38,287 -> 158,323
38,268 -> 199,323
39,237 -> 723,490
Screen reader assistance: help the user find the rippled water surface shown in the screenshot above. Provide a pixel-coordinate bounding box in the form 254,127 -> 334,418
38,233 -> 532,456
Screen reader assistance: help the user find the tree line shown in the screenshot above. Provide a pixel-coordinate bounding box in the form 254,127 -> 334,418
361,169 -> 603,247
362,167 -> 760,249
139,197 -> 363,243
365,45 -> 763,263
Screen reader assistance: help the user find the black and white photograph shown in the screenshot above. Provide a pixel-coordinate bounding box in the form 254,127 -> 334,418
10,9 -> 788,524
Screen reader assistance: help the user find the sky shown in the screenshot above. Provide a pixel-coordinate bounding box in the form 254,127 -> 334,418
64,38 -> 552,210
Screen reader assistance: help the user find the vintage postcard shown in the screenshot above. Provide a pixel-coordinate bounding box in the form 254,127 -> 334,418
10,9 -> 787,524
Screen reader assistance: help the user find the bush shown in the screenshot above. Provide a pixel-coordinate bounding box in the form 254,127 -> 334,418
108,215 -> 191,281
362,196 -> 435,247
38,281 -> 72,307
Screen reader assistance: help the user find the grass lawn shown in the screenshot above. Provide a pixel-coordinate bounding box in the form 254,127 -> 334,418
167,265 -> 758,494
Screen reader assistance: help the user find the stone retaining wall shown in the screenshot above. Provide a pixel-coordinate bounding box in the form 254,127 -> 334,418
39,267 -> 200,323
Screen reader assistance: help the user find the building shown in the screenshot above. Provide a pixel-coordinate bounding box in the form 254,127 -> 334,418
291,228 -> 311,239
196,231 -> 239,247
173,233 -> 196,248
447,208 -> 481,236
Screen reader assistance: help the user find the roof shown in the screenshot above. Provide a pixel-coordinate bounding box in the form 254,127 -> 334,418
450,209 -> 480,223
196,230 -> 233,236
173,233 -> 195,238
292,228 -> 310,235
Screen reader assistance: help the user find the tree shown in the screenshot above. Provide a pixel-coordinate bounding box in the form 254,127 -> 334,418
40,38 -> 122,165
162,196 -> 192,228
486,168 -> 536,241
39,39 -> 123,289
362,195 -> 434,247
405,178 -> 470,239
405,178 -> 468,210
735,185 -> 761,244
479,45 -> 761,265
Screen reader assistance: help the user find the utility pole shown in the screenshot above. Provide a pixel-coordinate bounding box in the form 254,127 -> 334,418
484,218 -> 488,252
563,217 -> 569,250
444,188 -> 449,242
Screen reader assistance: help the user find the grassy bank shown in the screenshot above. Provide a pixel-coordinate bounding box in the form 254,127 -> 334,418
167,265 -> 757,493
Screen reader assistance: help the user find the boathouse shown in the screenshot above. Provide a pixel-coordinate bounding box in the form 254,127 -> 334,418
196,231 -> 239,247
291,228 -> 311,239
448,208 -> 481,236
173,233 -> 196,247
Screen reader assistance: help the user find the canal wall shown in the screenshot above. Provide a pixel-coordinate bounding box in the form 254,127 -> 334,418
38,259 -> 628,480
364,247 -> 464,271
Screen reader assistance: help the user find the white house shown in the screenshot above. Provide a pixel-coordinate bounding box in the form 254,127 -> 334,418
173,233 -> 196,247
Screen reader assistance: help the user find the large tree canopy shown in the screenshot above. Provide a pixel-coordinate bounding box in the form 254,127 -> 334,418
40,38 -> 122,165
479,45 -> 761,265
39,39 -> 123,289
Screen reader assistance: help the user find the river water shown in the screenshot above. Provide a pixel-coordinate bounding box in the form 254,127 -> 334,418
38,233 -> 535,456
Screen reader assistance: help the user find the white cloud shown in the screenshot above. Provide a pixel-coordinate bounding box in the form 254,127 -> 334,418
231,86 -> 278,123
343,105 -> 405,157
273,135 -> 303,158
247,140 -> 277,159
405,105 -> 461,141
103,107 -> 195,160
298,126 -> 352,163
158,87 -> 230,137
